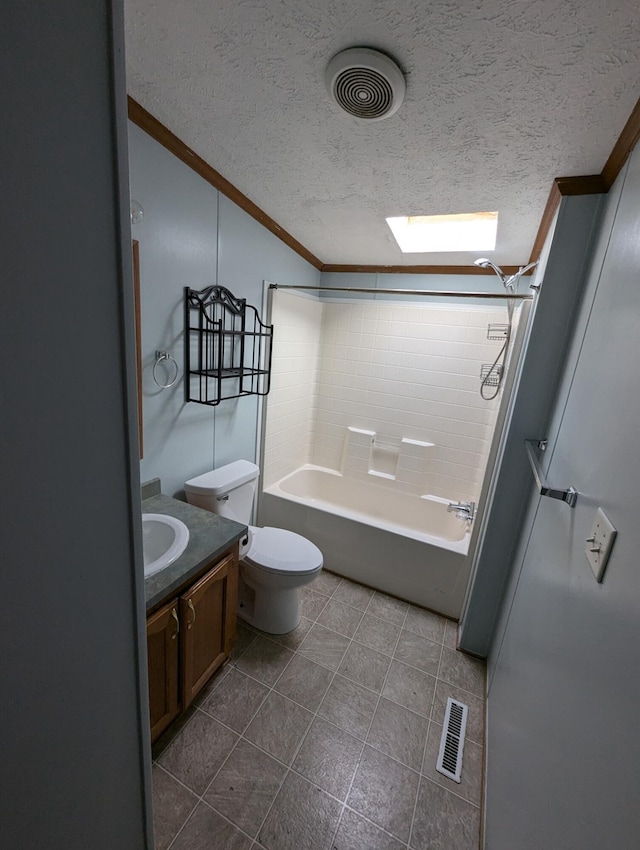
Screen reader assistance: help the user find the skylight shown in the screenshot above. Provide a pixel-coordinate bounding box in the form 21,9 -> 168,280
386,211 -> 498,253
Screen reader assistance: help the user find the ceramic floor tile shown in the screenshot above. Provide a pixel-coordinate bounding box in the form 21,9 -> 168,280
367,697 -> 429,771
348,745 -> 420,843
171,801 -> 251,850
432,681 -> 484,744
404,606 -> 447,644
443,619 -> 458,650
204,739 -> 287,837
266,616 -> 313,650
333,808 -> 406,850
158,711 -> 238,795
382,660 -> 436,718
394,630 -> 441,677
244,691 -> 313,765
333,578 -> 374,611
312,569 -> 343,597
292,717 -> 363,800
151,703 -> 199,762
438,647 -> 486,698
299,587 -> 330,620
338,641 -> 391,692
298,623 -> 351,671
317,598 -> 364,638
200,668 -> 269,733
366,592 -> 409,627
354,613 -> 401,657
151,574 -> 486,850
234,635 -> 294,686
317,674 -> 380,740
229,621 -> 258,664
151,764 -> 198,850
410,779 -> 481,850
421,722 -> 483,805
274,654 -> 334,711
193,664 -> 230,707
259,771 -> 343,850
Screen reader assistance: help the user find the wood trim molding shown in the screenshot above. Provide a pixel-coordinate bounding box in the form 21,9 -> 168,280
554,175 -> 608,195
127,97 -> 323,270
321,263 -> 528,276
529,100 -> 640,262
602,96 -> 640,190
528,174 -> 608,264
527,181 -> 562,265
128,94 -> 639,275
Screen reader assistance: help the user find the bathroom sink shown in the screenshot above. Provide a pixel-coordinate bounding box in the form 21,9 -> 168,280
142,513 -> 190,577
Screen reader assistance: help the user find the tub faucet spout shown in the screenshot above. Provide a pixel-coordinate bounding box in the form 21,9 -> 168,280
447,500 -> 476,522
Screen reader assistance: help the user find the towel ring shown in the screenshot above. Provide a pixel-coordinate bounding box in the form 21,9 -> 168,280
153,350 -> 179,389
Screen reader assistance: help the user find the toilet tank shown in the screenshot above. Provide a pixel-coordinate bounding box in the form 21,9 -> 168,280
184,460 -> 259,524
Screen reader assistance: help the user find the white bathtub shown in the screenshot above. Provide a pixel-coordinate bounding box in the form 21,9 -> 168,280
259,465 -> 473,618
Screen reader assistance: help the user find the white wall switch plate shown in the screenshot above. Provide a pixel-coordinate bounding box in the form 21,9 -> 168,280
585,508 -> 617,582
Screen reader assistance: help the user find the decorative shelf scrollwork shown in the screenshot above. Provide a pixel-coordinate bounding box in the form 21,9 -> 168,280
185,285 -> 273,406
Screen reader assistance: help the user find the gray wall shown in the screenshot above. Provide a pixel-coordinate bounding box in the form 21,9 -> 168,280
1,2 -> 150,848
459,192 -> 604,655
484,147 -> 640,847
128,124 -> 321,497
320,271 -> 507,291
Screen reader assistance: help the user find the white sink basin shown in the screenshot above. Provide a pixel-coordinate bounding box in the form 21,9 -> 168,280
142,513 -> 190,577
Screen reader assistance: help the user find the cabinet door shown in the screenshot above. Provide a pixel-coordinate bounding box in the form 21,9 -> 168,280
146,599 -> 180,743
180,551 -> 238,708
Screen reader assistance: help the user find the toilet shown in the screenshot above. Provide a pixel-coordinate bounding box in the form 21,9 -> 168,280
184,460 -> 323,634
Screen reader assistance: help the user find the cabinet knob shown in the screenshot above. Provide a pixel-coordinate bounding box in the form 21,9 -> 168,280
187,598 -> 196,629
171,608 -> 179,639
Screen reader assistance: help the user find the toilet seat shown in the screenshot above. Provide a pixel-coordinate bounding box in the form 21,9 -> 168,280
244,526 -> 323,576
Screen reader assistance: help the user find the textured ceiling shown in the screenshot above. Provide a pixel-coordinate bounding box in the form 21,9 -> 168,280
124,0 -> 640,266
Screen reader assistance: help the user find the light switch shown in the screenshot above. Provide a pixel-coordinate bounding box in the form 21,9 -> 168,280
585,508 -> 617,582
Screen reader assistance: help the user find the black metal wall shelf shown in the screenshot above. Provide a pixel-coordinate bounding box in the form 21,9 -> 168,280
185,285 -> 273,406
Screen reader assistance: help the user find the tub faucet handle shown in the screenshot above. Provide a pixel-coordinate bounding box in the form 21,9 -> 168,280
447,500 -> 476,522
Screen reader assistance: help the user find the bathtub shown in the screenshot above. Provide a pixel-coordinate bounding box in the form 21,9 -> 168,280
258,465 -> 473,618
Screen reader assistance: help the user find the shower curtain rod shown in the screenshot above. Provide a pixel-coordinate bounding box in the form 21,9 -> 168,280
269,284 -> 534,300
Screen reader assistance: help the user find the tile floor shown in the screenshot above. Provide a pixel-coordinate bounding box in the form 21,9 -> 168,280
152,571 -> 486,850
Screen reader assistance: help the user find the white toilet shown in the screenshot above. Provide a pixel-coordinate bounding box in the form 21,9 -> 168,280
184,460 -> 323,634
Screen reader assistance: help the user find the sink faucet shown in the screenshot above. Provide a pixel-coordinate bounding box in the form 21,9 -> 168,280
447,500 -> 476,522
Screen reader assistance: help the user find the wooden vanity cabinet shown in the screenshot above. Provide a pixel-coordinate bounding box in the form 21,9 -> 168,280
146,599 -> 180,742
146,547 -> 238,743
180,552 -> 237,707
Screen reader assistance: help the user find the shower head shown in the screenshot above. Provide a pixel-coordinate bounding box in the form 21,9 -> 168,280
474,258 -> 539,291
474,258 -> 507,283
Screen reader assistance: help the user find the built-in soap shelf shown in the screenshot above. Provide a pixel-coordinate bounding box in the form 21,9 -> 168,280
342,427 -> 434,483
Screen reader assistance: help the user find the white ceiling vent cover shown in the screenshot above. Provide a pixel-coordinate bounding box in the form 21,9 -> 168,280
436,698 -> 469,783
325,47 -> 405,121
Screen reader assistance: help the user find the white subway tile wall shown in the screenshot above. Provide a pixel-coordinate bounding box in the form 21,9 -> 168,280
265,293 -> 518,502
263,292 -> 323,486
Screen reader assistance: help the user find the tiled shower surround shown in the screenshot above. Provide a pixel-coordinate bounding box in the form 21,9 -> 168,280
152,572 -> 485,850
264,290 -> 517,503
263,292 -> 322,488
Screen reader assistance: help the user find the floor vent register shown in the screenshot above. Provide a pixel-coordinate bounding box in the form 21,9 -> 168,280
436,697 -> 469,783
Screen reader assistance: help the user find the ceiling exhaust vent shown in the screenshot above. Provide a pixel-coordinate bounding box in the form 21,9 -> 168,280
325,47 -> 405,121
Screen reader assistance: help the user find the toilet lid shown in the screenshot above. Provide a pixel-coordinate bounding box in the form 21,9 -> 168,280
245,527 -> 323,575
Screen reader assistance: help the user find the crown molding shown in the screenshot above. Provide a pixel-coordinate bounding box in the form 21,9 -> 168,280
127,97 -> 323,270
602,96 -> 640,190
128,95 -> 639,275
321,264 -> 528,275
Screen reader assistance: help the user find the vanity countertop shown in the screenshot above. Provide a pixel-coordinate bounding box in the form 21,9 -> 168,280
143,492 -> 246,612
